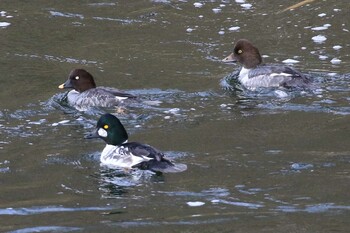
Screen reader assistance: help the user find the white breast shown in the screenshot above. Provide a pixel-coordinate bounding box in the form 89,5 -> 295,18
66,90 -> 80,104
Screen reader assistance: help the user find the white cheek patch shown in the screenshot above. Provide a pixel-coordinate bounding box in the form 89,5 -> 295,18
98,128 -> 108,137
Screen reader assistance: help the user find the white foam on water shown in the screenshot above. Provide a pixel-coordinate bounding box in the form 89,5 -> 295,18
282,59 -> 299,64
212,8 -> 221,13
330,58 -> 341,64
187,201 -> 205,207
0,22 -> 10,27
318,55 -> 328,60
241,3 -> 252,9
228,26 -> 240,31
311,24 -> 331,31
312,35 -> 327,43
193,2 -> 203,8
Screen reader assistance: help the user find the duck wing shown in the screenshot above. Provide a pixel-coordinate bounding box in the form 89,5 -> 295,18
249,65 -> 299,78
124,142 -> 164,161
249,65 -> 311,88
98,87 -> 136,99
125,142 -> 187,173
278,66 -> 312,88
71,88 -> 135,109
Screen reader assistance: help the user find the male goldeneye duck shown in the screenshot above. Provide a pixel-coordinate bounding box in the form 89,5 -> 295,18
85,113 -> 187,173
222,39 -> 311,90
58,69 -> 136,111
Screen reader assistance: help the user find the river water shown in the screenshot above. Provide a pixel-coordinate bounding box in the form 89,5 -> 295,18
0,0 -> 349,232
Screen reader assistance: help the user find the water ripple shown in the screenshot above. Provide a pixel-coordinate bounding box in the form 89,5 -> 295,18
49,10 -> 84,19
9,226 -> 81,233
275,203 -> 350,213
0,206 -> 112,216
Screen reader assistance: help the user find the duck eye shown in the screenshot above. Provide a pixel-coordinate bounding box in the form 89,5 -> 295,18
75,76 -> 80,80
238,49 -> 243,54
103,125 -> 109,129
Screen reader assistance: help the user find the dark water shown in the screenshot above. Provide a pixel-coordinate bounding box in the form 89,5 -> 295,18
1,0 -> 349,232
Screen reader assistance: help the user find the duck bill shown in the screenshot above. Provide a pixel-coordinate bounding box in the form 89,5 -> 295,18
58,79 -> 73,89
84,129 -> 100,139
222,53 -> 237,63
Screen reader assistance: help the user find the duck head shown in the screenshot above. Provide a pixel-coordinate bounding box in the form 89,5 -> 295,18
59,69 -> 97,92
85,113 -> 129,146
222,39 -> 262,69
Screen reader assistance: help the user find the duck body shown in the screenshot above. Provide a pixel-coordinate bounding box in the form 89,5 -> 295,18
222,39 -> 311,90
86,113 -> 187,173
59,69 -> 135,110
237,65 -> 309,89
100,142 -> 182,172
65,87 -> 134,111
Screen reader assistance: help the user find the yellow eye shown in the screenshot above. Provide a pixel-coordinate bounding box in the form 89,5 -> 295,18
238,49 -> 243,54
75,76 -> 80,80
103,125 -> 109,129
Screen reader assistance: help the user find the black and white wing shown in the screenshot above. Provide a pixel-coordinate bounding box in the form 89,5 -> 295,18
99,87 -> 136,99
125,142 -> 187,173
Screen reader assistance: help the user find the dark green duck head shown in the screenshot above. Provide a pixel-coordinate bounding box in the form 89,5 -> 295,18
85,113 -> 128,146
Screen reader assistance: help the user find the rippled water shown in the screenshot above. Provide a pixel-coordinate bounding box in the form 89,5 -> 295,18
1,1 -> 349,232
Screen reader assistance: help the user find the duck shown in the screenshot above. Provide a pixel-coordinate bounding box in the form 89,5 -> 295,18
85,113 -> 187,173
222,39 -> 311,90
58,69 -> 136,111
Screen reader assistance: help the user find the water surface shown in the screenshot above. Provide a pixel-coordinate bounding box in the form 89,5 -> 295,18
0,1 -> 349,232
